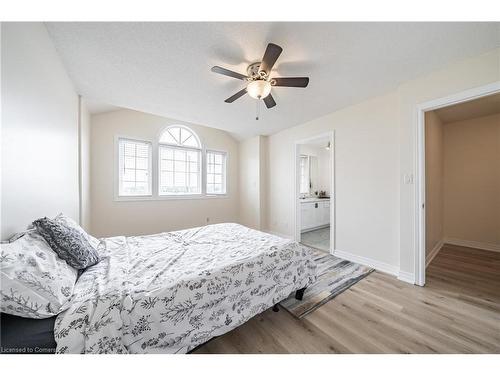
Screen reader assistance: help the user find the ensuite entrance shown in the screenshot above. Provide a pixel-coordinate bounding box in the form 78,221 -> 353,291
294,132 -> 334,253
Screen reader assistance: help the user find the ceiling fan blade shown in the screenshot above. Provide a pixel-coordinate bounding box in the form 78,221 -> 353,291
263,93 -> 276,109
224,88 -> 247,103
271,77 -> 309,88
211,66 -> 248,80
259,43 -> 283,74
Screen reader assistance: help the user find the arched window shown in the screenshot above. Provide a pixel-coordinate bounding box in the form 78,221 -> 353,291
158,126 -> 202,195
159,125 -> 201,148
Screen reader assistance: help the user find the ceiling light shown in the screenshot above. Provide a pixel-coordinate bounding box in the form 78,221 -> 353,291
247,80 -> 272,99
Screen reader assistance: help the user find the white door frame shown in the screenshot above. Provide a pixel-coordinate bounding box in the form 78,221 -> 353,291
293,131 -> 335,254
414,81 -> 500,286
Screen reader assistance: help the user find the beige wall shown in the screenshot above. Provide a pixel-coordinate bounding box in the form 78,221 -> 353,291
266,48 -> 500,277
79,98 -> 92,231
238,135 -> 268,230
267,92 -> 401,269
239,136 -> 261,229
425,111 -> 444,260
1,23 -> 79,239
259,136 -> 269,230
396,48 -> 500,276
89,109 -> 239,238
443,113 -> 500,247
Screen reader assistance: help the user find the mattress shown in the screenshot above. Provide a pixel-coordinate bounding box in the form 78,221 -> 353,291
0,313 -> 56,354
54,223 -> 317,353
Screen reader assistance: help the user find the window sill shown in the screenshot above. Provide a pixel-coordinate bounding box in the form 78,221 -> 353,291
114,194 -> 229,202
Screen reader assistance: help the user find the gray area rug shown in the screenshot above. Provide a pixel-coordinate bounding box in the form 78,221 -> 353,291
280,248 -> 374,318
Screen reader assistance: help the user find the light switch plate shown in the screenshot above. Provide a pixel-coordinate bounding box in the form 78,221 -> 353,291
404,174 -> 414,184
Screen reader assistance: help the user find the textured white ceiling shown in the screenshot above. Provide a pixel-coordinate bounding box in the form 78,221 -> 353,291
45,22 -> 500,139
84,98 -> 120,114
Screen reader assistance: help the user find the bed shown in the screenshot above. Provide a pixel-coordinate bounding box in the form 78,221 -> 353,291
52,223 -> 317,353
0,313 -> 57,354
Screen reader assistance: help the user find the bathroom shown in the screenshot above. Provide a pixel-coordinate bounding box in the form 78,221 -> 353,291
297,136 -> 332,252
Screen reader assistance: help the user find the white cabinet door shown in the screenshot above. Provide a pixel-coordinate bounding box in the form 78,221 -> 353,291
320,201 -> 330,226
302,201 -> 330,231
301,203 -> 315,230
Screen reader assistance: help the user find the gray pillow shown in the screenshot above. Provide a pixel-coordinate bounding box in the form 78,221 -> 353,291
54,213 -> 100,251
33,217 -> 99,270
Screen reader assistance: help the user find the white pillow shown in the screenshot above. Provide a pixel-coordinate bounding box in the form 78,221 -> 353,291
0,231 -> 77,318
54,213 -> 100,250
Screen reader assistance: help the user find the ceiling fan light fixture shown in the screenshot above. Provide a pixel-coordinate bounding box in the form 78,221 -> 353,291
212,43 -> 309,110
247,80 -> 272,99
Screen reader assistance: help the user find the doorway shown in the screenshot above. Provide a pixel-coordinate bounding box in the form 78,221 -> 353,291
294,132 -> 335,253
415,82 -> 500,286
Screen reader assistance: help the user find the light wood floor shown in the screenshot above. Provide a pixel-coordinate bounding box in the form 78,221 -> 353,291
193,244 -> 500,353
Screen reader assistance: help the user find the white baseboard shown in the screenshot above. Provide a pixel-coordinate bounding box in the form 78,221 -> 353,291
333,249 -> 399,277
444,238 -> 500,253
397,270 -> 415,284
426,239 -> 444,268
301,224 -> 330,234
265,230 -> 294,240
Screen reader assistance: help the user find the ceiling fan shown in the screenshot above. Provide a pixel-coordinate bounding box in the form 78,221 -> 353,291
211,43 -> 309,110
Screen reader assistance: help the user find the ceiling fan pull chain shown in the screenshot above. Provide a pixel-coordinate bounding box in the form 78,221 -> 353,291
256,99 -> 260,120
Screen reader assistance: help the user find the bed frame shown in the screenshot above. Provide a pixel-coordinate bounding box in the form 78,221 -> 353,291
272,287 -> 306,312
1,286 -> 307,355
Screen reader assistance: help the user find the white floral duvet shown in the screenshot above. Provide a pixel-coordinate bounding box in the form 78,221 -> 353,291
54,223 -> 317,353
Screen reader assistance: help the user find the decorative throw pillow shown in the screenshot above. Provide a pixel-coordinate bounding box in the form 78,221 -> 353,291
54,213 -> 100,251
33,217 -> 100,270
0,231 -> 78,318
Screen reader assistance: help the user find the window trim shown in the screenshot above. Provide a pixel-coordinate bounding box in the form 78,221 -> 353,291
159,124 -> 202,149
206,149 -> 228,196
158,125 -> 203,197
113,128 -> 229,202
114,136 -> 153,199
299,154 -> 311,196
158,143 -> 203,197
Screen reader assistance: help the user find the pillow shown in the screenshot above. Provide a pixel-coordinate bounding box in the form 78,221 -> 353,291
0,228 -> 37,244
54,213 -> 100,250
0,231 -> 78,318
33,217 -> 100,270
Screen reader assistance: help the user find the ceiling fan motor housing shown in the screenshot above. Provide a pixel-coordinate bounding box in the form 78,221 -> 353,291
247,62 -> 267,79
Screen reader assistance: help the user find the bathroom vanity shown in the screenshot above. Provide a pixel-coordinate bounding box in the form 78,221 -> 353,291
300,197 -> 330,232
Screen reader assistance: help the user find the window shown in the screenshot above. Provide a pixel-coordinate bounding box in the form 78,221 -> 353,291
115,126 -> 229,200
299,155 -> 310,195
118,138 -> 152,196
158,126 -> 202,195
206,150 -> 227,194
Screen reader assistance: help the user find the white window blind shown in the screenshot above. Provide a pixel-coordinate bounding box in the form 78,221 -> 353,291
299,155 -> 310,195
159,146 -> 201,195
206,150 -> 227,195
118,138 -> 152,196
